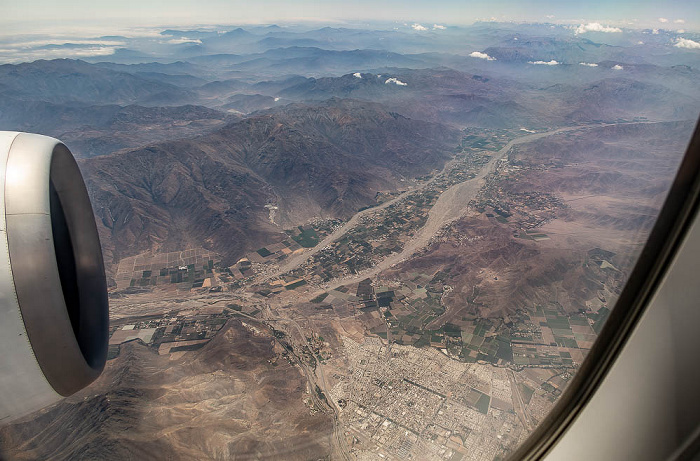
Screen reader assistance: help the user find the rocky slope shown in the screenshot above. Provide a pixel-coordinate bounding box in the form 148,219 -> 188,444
82,98 -> 460,274
0,320 -> 332,460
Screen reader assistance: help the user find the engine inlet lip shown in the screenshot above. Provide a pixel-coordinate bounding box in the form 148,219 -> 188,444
4,134 -> 108,397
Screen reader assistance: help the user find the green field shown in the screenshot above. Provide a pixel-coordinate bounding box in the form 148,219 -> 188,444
310,292 -> 329,303
519,384 -> 534,404
590,307 -> 611,334
292,226 -> 320,248
285,279 -> 308,290
475,393 -> 491,414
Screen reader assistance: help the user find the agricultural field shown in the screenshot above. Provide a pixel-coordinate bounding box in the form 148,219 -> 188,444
299,270 -> 601,374
114,248 -> 220,291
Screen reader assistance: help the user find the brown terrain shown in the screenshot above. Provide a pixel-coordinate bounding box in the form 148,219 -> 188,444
0,25 -> 698,461
82,98 -> 459,278
388,121 -> 693,321
0,320 -> 333,460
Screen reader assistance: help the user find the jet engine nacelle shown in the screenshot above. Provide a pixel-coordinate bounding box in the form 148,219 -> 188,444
0,132 -> 108,424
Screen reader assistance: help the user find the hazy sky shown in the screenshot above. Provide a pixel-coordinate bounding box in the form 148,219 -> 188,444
2,0 -> 699,34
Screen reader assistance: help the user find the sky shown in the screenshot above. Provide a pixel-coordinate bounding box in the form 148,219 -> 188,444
1,0 -> 698,34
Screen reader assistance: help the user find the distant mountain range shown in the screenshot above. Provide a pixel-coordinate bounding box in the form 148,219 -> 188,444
0,23 -> 697,279
277,68 -> 698,127
0,97 -> 236,157
0,59 -> 194,105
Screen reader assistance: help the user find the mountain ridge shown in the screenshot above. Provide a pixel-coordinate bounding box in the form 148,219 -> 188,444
82,98 -> 460,275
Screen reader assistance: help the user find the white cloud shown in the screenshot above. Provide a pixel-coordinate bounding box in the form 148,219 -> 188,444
2,38 -> 126,48
119,28 -> 166,38
678,29 -> 686,33
637,41 -> 644,45
675,19 -> 685,24
353,72 -> 362,78
658,18 -> 669,23
529,60 -> 559,66
546,15 -> 555,19
575,22 -> 622,34
579,62 -> 598,67
411,23 -> 427,31
469,51 -> 496,61
513,37 -> 519,41
166,37 -> 202,45
675,38 -> 700,49
612,64 -> 624,70
652,29 -> 660,34
385,77 -> 408,86
433,24 -> 446,30
0,35 -> 129,63
0,45 -> 117,63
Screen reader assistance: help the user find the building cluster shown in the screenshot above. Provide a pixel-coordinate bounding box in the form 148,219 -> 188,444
330,337 -> 529,460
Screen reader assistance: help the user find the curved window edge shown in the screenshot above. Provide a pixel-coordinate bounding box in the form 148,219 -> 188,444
508,117 -> 700,461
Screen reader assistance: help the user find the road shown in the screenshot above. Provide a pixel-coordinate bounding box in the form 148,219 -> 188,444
508,369 -> 533,432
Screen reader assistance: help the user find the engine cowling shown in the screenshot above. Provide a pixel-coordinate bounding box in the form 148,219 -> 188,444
0,132 -> 108,424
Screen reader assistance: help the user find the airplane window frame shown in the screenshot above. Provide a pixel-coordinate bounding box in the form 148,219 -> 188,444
508,118 -> 700,460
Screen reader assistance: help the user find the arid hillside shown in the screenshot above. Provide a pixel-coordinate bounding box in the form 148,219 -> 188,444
82,98 -> 460,276
0,320 -> 333,460
389,121 -> 694,320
